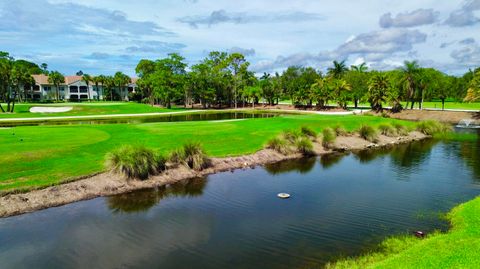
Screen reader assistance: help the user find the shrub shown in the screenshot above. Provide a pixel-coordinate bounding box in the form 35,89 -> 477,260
416,120 -> 452,135
282,129 -> 304,143
381,111 -> 390,118
322,127 -> 337,148
394,123 -> 409,136
358,125 -> 379,142
168,148 -> 185,164
334,124 -> 348,136
106,145 -> 159,180
265,137 -> 291,155
300,126 -> 317,140
295,137 -> 314,156
378,123 -> 397,137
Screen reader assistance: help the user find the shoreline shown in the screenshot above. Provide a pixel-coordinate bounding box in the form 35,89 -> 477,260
0,131 -> 428,218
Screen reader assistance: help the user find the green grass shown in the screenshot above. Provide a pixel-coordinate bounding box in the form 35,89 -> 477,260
0,102 -> 185,118
327,196 -> 480,269
0,114 -> 416,193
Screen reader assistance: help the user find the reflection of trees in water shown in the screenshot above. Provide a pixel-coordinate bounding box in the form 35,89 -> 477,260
389,140 -> 437,168
319,153 -> 346,169
107,177 -> 208,213
264,157 -> 316,175
459,139 -> 480,180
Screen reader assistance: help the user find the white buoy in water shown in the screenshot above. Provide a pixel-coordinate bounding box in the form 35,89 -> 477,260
277,193 -> 291,199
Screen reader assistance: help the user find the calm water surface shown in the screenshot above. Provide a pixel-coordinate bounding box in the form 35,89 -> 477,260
0,112 -> 277,127
1,138 -> 479,268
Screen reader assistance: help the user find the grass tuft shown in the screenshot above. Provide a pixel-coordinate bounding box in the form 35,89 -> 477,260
169,142 -> 211,171
416,120 -> 452,135
265,137 -> 291,155
378,123 -> 397,137
394,123 -> 409,136
106,145 -> 161,180
300,126 -> 317,140
322,127 -> 337,148
334,124 -> 348,136
282,129 -> 304,143
295,137 -> 314,156
358,125 -> 379,142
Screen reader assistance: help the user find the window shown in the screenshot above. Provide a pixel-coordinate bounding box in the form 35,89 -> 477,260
43,86 -> 51,91
80,94 -> 88,100
70,94 -> 79,100
33,85 -> 40,92
79,86 -> 88,93
70,86 -> 78,93
59,87 -> 65,91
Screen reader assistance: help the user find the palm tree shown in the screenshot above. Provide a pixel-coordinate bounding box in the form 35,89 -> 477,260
368,73 -> 390,111
351,62 -> 368,72
310,77 -> 330,109
400,60 -> 420,109
327,60 -> 348,78
113,72 -> 131,101
47,71 -> 65,102
81,74 -> 92,101
331,79 -> 351,109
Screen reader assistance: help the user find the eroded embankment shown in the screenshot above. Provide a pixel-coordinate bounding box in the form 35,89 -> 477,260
0,131 -> 428,218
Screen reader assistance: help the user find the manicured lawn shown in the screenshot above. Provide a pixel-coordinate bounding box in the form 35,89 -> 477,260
0,114 -> 415,193
414,101 -> 480,111
329,196 -> 480,269
0,102 -> 186,118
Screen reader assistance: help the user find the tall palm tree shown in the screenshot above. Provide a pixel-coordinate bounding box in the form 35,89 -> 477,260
351,62 -> 368,72
113,72 -> 131,101
327,60 -> 348,78
47,71 -> 65,102
400,60 -> 420,109
81,74 -> 92,101
368,73 -> 390,111
331,79 -> 351,109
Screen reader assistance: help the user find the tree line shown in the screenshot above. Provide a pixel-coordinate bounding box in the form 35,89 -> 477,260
1,50 -> 479,113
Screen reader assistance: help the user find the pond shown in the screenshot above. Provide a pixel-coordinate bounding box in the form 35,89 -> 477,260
0,111 -> 278,127
1,138 -> 479,268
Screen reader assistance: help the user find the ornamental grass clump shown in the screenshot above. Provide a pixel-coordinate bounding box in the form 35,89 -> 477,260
416,120 -> 452,135
378,123 -> 397,137
394,123 -> 409,136
334,124 -> 348,136
106,145 -> 161,180
265,137 -> 291,155
322,127 -> 337,148
169,142 -> 211,171
295,136 -> 315,156
300,126 -> 318,140
282,129 -> 304,143
358,125 -> 379,142
183,142 -> 211,171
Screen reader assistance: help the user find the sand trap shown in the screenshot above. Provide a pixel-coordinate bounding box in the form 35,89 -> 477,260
30,106 -> 73,113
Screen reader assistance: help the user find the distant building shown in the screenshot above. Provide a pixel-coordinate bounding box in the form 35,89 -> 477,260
27,75 -> 138,101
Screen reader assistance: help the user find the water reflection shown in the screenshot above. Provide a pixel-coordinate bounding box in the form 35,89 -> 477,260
264,157 -> 316,175
107,177 -> 207,213
319,153 -> 346,169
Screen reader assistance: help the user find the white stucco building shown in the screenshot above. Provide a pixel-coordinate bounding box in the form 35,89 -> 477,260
28,75 -> 138,101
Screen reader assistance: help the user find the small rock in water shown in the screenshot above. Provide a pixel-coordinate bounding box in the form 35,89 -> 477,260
277,193 -> 291,199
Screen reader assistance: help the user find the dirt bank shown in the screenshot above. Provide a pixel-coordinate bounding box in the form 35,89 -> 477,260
0,131 -> 428,218
385,109 -> 479,124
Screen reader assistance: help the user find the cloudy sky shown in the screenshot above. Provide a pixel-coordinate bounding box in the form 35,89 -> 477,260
1,0 -> 479,76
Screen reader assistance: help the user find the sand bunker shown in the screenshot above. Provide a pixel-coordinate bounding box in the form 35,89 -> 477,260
30,106 -> 73,113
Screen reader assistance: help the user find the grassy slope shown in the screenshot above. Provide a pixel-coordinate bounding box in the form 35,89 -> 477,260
0,114 -> 414,193
0,102 -> 185,118
329,196 -> 480,269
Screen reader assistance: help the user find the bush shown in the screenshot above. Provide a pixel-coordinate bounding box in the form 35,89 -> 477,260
334,124 -> 348,136
358,125 -> 379,142
378,123 -> 397,137
381,111 -> 390,118
266,137 -> 291,155
295,137 -> 315,156
322,127 -> 337,148
300,126 -> 317,140
106,145 -> 160,180
394,124 -> 409,136
416,120 -> 452,135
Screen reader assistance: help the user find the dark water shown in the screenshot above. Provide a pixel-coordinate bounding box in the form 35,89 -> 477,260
0,112 -> 277,127
1,139 -> 480,269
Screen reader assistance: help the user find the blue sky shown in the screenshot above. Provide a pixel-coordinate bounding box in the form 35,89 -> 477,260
1,0 -> 479,76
